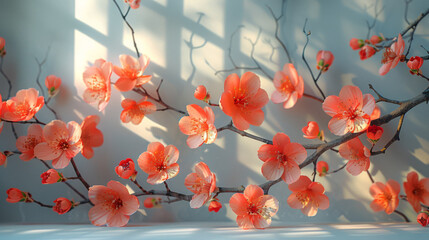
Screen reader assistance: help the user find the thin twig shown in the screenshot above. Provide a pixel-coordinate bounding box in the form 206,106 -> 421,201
131,178 -> 148,194
369,84 -> 401,105
266,0 -> 292,63
112,0 -> 140,58
302,19 -> 326,99
70,158 -> 90,190
371,114 -> 405,156
394,210 -> 411,222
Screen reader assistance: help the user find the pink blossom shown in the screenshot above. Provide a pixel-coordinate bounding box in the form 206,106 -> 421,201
53,198 -> 73,214
41,169 -> 63,184
194,85 -> 210,102
184,162 -> 217,208
115,158 -> 137,180
258,133 -> 307,184
287,176 -> 330,216
229,185 -> 278,229
322,85 -> 375,135
379,34 -> 405,75
179,104 -> 217,149
407,56 -> 424,75
16,124 -> 44,161
113,54 -> 151,92
369,180 -> 400,215
349,38 -> 364,50
271,63 -> 304,109
219,72 -> 268,130
302,121 -> 321,139
82,59 -> 113,111
6,188 -> 32,203
80,115 -> 103,159
137,142 -> 180,185
339,137 -> 370,176
370,35 -> 383,45
124,0 -> 140,9
120,97 -> 156,125
1,88 -> 44,122
88,180 -> 139,227
34,120 -> 83,169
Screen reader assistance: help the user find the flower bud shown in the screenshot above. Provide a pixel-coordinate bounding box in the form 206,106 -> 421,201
45,75 -> 62,97
370,35 -> 383,45
407,56 -> 424,75
316,161 -> 329,176
302,121 -> 323,140
208,199 -> 222,212
0,37 -> 5,57
350,38 -> 364,50
53,198 -> 74,215
115,158 -> 138,180
367,125 -> 383,142
143,197 -> 162,208
0,152 -> 7,166
194,85 -> 210,102
316,50 -> 334,72
417,211 -> 429,227
6,188 -> 32,203
41,169 -> 63,184
359,45 -> 376,60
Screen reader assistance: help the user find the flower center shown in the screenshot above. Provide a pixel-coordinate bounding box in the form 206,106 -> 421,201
412,187 -> 422,196
277,152 -> 288,164
58,140 -> 69,151
381,48 -> 397,64
296,192 -> 310,207
280,76 -> 295,94
24,136 -> 39,150
247,203 -> 259,215
15,102 -> 30,118
112,198 -> 123,210
87,74 -> 106,91
233,88 -> 249,108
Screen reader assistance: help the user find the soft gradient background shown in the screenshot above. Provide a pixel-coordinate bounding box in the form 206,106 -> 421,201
0,0 -> 428,225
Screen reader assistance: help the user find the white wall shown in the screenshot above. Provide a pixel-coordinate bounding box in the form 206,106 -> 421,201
0,0 -> 428,224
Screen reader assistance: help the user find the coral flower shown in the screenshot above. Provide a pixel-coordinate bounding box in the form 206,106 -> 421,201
1,88 -> 44,122
323,85 -> 375,136
367,125 -> 383,141
179,104 -> 217,149
80,115 -> 103,159
16,124 -> 44,161
229,185 -> 279,229
124,0 -> 140,9
370,35 -> 383,45
403,171 -> 429,213
120,97 -> 156,125
258,133 -> 307,184
45,75 -> 62,97
88,180 -> 139,227
137,142 -> 180,185
407,56 -> 424,75
113,54 -> 151,92
302,121 -> 322,140
271,63 -> 304,109
194,85 -> 210,102
0,152 -> 6,166
184,162 -> 217,208
339,137 -> 370,176
53,198 -> 73,215
143,197 -> 162,208
359,45 -> 376,60
115,158 -> 137,180
34,120 -> 83,169
417,212 -> 429,227
219,72 -> 268,131
6,188 -> 32,203
316,161 -> 329,176
83,59 -> 112,112
350,38 -> 364,50
0,93 -> 3,134
208,199 -> 222,212
41,169 -> 63,184
379,34 -> 405,76
0,37 -> 5,56
369,180 -> 400,215
287,176 -> 330,216
316,50 -> 334,72
370,105 -> 380,120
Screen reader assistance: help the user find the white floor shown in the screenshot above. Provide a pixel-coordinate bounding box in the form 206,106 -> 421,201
0,222 -> 426,240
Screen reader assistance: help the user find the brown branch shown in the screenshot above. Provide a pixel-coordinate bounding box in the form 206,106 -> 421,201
303,93 -> 324,103
70,158 -> 90,190
371,114 -> 405,156
216,121 -> 272,144
32,199 -> 53,209
327,163 -> 347,175
302,19 -> 326,100
394,210 -> 411,222
131,178 -> 148,194
0,56 -> 12,99
369,84 -> 401,105
267,0 -> 292,63
112,0 -> 140,58
3,119 -> 47,125
133,85 -> 186,115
